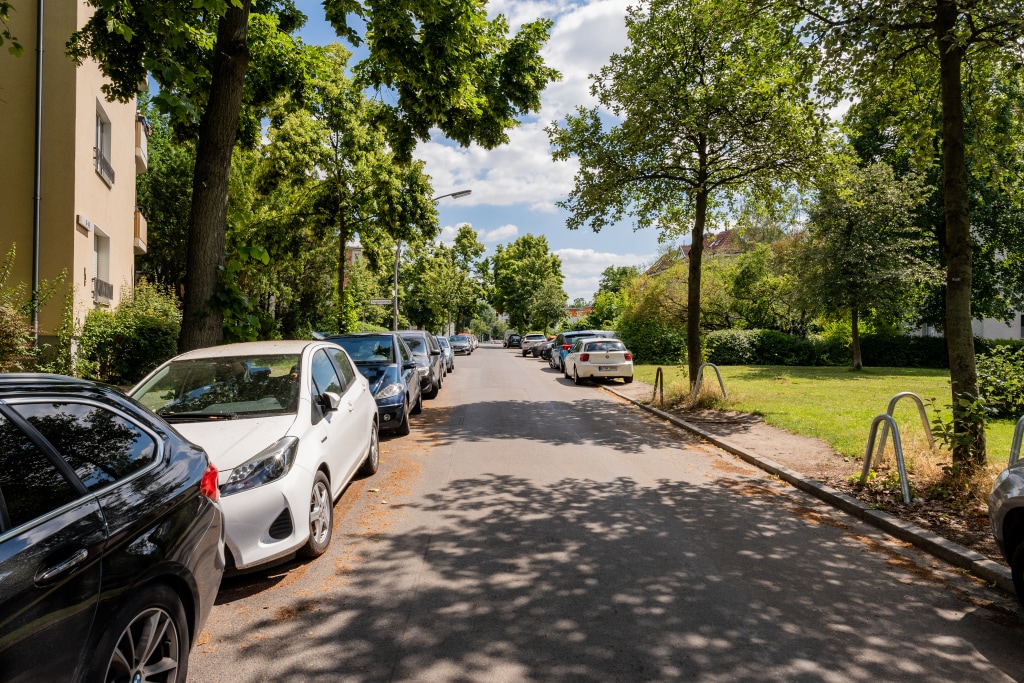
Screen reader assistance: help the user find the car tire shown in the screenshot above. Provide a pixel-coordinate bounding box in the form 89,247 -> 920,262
573,365 -> 582,385
300,471 -> 333,558
623,376 -> 633,384
89,583 -> 190,683
1012,542 -> 1024,609
424,376 -> 439,399
359,427 -> 380,476
395,401 -> 411,436
411,393 -> 423,414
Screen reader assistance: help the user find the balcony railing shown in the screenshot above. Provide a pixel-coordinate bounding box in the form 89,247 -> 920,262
95,149 -> 115,185
135,118 -> 148,174
93,278 -> 114,302
134,209 -> 148,254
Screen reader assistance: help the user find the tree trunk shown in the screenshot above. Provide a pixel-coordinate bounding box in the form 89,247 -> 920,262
337,219 -> 349,333
936,1 -> 985,471
178,0 -> 252,352
687,175 -> 709,387
851,307 -> 862,370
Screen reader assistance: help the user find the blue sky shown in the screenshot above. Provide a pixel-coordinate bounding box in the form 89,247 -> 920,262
292,0 -> 668,301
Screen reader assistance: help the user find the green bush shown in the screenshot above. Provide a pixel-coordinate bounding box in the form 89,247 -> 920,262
859,334 -> 949,368
77,280 -> 181,384
705,329 -> 844,366
977,346 -> 1024,419
617,317 -> 686,364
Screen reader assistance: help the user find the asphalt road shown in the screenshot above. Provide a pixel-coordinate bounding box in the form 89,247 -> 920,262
188,344 -> 1024,683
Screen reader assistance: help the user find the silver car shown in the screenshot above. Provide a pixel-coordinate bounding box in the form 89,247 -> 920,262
989,460 -> 1024,606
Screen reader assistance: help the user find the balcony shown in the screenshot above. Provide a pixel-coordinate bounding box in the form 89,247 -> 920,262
95,149 -> 115,186
135,117 -> 149,174
93,278 -> 114,303
134,209 -> 148,255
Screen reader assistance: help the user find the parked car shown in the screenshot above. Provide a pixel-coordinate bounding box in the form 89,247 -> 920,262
550,330 -> 605,371
521,333 -> 548,356
0,373 -> 224,681
989,460 -> 1024,606
398,330 -> 445,399
532,336 -> 556,358
503,330 -> 519,347
326,333 -> 423,436
131,339 -> 379,573
449,335 -> 472,355
436,335 -> 455,372
563,337 -> 634,384
507,334 -> 522,349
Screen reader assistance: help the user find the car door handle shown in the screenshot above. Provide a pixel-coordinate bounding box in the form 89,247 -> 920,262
36,548 -> 89,584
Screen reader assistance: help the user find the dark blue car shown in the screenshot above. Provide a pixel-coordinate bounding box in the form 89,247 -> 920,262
326,333 -> 422,436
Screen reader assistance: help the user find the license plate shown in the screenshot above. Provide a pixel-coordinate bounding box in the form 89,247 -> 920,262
598,366 -> 615,371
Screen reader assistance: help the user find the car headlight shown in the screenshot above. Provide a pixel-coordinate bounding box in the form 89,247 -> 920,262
221,436 -> 298,496
375,382 -> 403,400
417,366 -> 430,376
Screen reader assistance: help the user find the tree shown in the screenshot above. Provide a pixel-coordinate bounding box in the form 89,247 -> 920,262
598,266 -> 639,296
796,162 -> 937,369
796,0 -> 1024,472
548,0 -> 827,386
490,235 -> 566,331
71,0 -> 558,351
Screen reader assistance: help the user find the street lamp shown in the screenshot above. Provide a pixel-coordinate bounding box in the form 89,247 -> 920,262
393,189 -> 472,331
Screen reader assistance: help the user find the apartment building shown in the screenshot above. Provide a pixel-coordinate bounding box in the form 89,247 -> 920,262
0,0 -> 147,345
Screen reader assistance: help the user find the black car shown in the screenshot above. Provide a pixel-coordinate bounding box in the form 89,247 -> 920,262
507,334 -> 522,349
0,373 -> 224,682
326,333 -> 423,435
398,330 -> 445,399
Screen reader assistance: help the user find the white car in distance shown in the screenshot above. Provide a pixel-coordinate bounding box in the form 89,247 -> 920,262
131,340 -> 379,572
563,337 -> 634,385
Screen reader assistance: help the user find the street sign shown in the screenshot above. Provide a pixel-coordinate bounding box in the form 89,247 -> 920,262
369,298 -> 394,306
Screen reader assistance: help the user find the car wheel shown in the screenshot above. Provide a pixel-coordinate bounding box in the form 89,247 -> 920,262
1012,542 -> 1024,609
424,376 -> 439,399
573,365 -> 582,385
395,401 -> 411,436
411,392 -> 423,414
300,471 -> 333,558
89,583 -> 189,683
359,426 -> 380,476
623,376 -> 633,384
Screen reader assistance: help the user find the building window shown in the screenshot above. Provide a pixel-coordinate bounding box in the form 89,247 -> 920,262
95,103 -> 115,186
93,230 -> 113,303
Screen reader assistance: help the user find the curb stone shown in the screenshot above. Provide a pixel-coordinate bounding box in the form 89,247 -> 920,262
604,384 -> 1015,596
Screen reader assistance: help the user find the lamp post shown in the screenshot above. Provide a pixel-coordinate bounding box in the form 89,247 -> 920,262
393,189 -> 472,331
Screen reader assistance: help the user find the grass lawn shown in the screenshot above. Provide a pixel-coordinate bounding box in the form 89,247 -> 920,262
634,364 -> 1017,466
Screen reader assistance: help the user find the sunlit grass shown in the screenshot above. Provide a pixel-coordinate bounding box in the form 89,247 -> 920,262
634,363 -> 1017,467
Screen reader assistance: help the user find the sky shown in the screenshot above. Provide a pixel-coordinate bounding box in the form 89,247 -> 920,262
292,0 -> 667,302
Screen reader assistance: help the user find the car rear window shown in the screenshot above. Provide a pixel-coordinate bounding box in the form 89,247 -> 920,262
584,341 -> 626,352
332,336 -> 394,362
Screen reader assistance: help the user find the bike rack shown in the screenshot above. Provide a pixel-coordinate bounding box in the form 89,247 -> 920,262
652,367 -> 665,405
861,414 -> 911,503
691,363 -> 728,403
871,392 -> 935,467
1009,416 -> 1024,466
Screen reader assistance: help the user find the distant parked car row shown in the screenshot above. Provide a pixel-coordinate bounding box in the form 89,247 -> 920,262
510,328 -> 634,385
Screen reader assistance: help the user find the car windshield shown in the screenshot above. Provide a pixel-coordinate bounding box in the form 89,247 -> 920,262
132,355 -> 301,419
401,335 -> 426,353
331,336 -> 394,363
437,337 -> 450,348
449,336 -> 466,343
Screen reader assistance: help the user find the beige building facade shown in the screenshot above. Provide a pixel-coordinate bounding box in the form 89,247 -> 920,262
0,0 -> 146,343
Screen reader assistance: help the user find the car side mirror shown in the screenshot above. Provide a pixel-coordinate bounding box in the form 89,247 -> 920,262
403,360 -> 417,370
317,391 -> 342,412
430,350 -> 441,356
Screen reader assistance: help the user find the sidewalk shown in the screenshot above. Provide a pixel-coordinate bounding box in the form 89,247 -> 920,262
602,379 -> 1015,597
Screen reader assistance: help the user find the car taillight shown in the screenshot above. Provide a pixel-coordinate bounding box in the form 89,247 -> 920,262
200,463 -> 220,502
580,353 -> 590,361
625,353 -> 632,360
562,344 -> 571,351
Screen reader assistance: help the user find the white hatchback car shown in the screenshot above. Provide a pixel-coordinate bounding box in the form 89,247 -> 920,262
563,337 -> 634,384
131,340 -> 379,572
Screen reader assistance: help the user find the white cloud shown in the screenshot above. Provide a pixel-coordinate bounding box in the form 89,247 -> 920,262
480,224 -> 520,242
415,0 -> 630,211
554,248 -> 655,300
